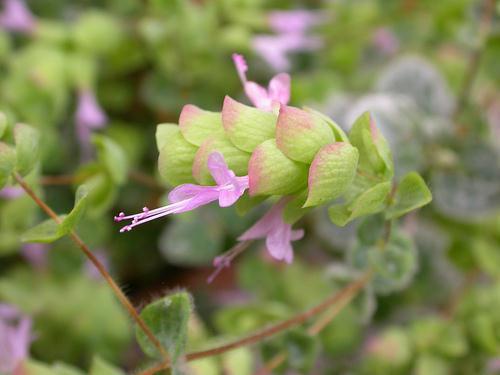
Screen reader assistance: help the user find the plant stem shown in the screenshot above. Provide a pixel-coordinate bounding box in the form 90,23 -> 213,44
256,271 -> 372,375
13,173 -> 169,361
40,171 -> 165,191
453,0 -> 495,123
140,271 -> 371,375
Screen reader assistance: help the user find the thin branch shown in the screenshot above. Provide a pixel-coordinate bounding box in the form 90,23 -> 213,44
256,272 -> 372,375
140,271 -> 371,375
13,173 -> 169,361
452,0 -> 496,123
40,171 -> 165,191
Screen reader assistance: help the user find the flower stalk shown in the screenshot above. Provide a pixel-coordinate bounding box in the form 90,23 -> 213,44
12,172 -> 170,361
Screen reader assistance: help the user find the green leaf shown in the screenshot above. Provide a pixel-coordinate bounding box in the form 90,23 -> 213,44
14,123 -> 40,176
158,127 -> 197,186
21,185 -> 89,243
386,172 -> 432,219
0,142 -> 16,189
136,291 -> 192,371
179,104 -> 224,146
348,229 -> 417,295
303,107 -> 349,142
0,111 -> 7,138
248,139 -> 308,196
90,356 -> 125,375
83,172 -> 117,217
285,329 -> 320,373
472,239 -> 500,278
222,96 -> 277,152
93,135 -> 128,185
348,112 -> 393,178
329,182 -> 391,226
305,142 -> 359,207
21,216 -> 67,243
60,185 -> 89,233
275,105 -> 334,163
156,123 -> 180,151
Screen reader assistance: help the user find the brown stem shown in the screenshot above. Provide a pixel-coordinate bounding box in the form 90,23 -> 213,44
13,173 -> 169,360
40,171 -> 165,192
452,0 -> 496,124
256,272 -> 372,375
140,271 -> 371,375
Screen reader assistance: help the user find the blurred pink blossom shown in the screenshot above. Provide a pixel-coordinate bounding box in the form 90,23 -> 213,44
372,27 -> 399,56
0,186 -> 24,199
75,88 -> 107,160
0,0 -> 36,33
0,304 -> 32,374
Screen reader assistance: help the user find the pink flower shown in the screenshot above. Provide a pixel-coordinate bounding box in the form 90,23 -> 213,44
372,27 -> 399,56
252,34 -> 322,72
268,10 -> 325,34
0,304 -> 32,374
238,197 -> 304,263
232,53 -> 291,111
21,243 -> 48,270
0,186 -> 24,199
75,88 -> 107,159
0,0 -> 36,33
115,152 -> 248,232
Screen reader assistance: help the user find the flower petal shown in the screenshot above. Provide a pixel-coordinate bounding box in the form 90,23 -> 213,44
268,73 -> 291,106
232,53 -> 248,84
244,82 -> 272,111
265,221 -> 294,263
207,152 -> 234,186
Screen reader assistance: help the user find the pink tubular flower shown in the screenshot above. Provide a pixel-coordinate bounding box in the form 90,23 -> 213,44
0,304 -> 32,374
0,186 -> 24,199
268,10 -> 325,34
75,88 -> 107,159
232,53 -> 291,111
0,0 -> 36,33
238,197 -> 304,263
115,152 -> 248,232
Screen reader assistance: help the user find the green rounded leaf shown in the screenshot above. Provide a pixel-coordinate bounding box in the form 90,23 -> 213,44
305,142 -> 359,207
275,105 -> 334,163
349,112 -> 393,178
248,139 -> 308,196
14,123 -> 40,176
179,104 -> 224,146
386,172 -> 432,219
329,181 -> 391,226
93,135 -> 128,185
222,96 -> 277,152
158,127 -> 197,186
136,291 -> 193,368
0,142 -> 16,189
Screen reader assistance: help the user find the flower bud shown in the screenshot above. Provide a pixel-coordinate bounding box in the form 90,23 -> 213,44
305,143 -> 359,207
275,105 -> 335,163
192,135 -> 250,185
222,96 -> 277,152
179,104 -> 225,146
248,139 -> 308,196
157,125 -> 197,186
